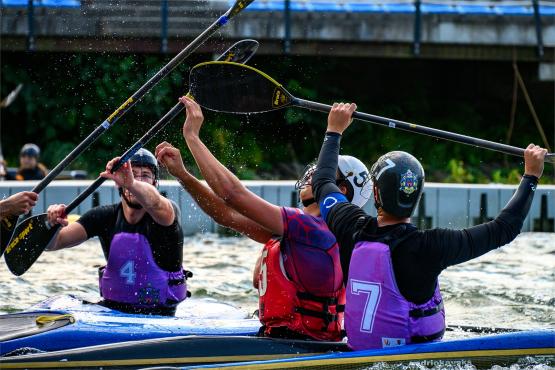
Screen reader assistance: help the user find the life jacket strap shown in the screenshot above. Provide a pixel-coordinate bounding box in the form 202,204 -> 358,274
409,301 -> 444,318
297,291 -> 339,305
411,327 -> 445,343
168,278 -> 185,286
294,307 -> 338,322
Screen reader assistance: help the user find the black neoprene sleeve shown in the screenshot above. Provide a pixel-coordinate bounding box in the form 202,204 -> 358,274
439,174 -> 539,268
312,132 -> 344,206
496,174 -> 538,232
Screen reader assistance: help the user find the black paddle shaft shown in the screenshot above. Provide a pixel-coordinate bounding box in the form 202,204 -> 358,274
4,39 -> 259,274
63,39 -> 259,215
294,98 -> 555,163
29,0 -> 253,195
64,103 -> 184,215
4,103 -> 184,276
187,61 -> 555,164
0,2 -> 253,254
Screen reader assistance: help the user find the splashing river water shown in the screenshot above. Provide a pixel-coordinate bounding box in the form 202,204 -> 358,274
1,232 -> 553,369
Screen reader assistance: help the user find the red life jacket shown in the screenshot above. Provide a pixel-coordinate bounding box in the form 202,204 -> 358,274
257,239 -> 345,341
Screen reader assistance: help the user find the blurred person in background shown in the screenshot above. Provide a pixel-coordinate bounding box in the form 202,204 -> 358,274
8,144 -> 48,181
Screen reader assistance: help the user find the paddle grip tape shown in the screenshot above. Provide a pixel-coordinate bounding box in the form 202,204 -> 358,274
101,120 -> 110,129
115,142 -> 143,172
218,15 -> 229,26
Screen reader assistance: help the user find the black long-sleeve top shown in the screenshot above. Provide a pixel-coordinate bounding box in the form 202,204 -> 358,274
313,132 -> 538,304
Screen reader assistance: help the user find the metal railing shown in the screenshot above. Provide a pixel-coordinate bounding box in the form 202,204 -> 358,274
2,0 -> 551,56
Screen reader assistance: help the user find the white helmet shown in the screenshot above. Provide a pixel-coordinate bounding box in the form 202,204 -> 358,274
338,155 -> 371,208
295,155 -> 371,208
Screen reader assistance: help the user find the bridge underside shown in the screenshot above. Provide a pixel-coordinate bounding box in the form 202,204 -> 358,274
1,36 -> 551,62
1,1 -> 554,64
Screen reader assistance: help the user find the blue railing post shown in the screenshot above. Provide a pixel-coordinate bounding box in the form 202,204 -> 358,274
413,0 -> 421,56
531,0 -> 544,58
27,0 -> 35,51
161,0 -> 169,53
284,0 -> 291,54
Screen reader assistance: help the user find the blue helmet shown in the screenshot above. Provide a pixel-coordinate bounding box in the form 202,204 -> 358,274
129,148 -> 159,183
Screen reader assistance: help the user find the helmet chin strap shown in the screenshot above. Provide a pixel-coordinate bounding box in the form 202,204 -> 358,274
302,197 -> 316,207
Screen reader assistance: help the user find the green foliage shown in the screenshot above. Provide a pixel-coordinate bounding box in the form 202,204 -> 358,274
445,159 -> 475,183
1,52 -> 553,184
491,168 -> 524,184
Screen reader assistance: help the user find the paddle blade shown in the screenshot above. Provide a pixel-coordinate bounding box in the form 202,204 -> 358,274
218,39 -> 259,64
189,61 -> 294,114
0,215 -> 18,257
4,213 -> 60,276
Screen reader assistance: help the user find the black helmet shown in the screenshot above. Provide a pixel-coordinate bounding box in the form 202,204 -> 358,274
129,148 -> 159,183
370,151 -> 424,218
20,143 -> 40,158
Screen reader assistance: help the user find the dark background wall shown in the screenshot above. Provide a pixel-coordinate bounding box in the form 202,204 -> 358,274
1,50 -> 553,182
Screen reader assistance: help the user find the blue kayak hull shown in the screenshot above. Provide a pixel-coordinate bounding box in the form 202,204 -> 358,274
0,330 -> 553,369
190,330 -> 555,369
0,295 -> 261,355
1,295 -> 553,369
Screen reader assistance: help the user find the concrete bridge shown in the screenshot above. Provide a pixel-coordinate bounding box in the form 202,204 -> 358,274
1,0 -> 554,64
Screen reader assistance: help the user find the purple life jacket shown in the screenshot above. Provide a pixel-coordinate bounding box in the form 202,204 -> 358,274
99,232 -> 187,308
345,241 -> 445,350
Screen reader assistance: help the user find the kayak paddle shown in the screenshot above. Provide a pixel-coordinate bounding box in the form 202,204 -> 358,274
187,61 -> 555,164
4,40 -> 259,276
0,0 -> 255,257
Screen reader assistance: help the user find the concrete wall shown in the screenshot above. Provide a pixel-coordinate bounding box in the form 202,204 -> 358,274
1,180 -> 553,233
1,0 -> 553,61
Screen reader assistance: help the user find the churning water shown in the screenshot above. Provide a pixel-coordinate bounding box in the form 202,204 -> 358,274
1,232 -> 554,369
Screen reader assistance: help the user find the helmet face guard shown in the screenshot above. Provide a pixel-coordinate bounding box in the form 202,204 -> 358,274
294,155 -> 371,209
370,151 -> 424,218
295,162 -> 317,191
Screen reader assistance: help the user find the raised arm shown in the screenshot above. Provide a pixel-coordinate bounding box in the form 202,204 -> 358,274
424,144 -> 548,271
155,141 -> 273,244
180,96 -> 284,236
101,157 -> 175,226
311,103 -> 370,262
312,103 -> 359,221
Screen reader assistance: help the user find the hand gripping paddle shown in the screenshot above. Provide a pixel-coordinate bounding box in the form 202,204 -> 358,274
0,0 -> 255,256
4,40 -> 259,276
187,61 -> 555,164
